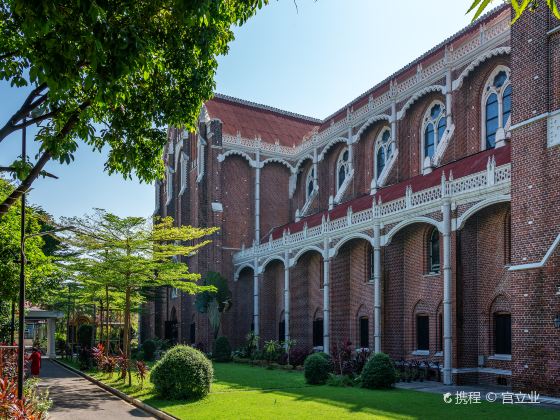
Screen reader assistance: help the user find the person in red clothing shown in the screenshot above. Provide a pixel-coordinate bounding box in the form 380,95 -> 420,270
27,347 -> 42,377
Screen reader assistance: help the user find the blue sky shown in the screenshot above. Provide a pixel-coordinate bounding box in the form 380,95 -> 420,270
0,0 -> 475,221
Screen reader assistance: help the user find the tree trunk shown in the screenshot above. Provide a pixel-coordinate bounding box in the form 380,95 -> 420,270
123,287 -> 132,386
99,299 -> 104,346
106,286 -> 110,355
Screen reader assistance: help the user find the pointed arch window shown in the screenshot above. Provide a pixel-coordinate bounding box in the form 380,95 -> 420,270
165,166 -> 173,205
483,67 -> 512,149
428,228 -> 440,273
422,103 -> 447,163
305,166 -> 315,201
375,128 -> 394,181
336,147 -> 350,191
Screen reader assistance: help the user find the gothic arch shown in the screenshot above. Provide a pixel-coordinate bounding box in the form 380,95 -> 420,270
398,85 -> 446,120
383,217 -> 441,246
234,263 -> 255,281
218,150 -> 255,167
318,137 -> 348,161
456,195 -> 511,230
330,233 -> 374,258
452,47 -> 511,91
354,114 -> 392,142
290,245 -> 324,267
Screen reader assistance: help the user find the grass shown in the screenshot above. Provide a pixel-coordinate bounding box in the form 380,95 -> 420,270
59,359 -> 558,420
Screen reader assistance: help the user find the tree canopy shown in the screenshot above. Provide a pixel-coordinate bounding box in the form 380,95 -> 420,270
468,0 -> 559,22
0,0 -> 268,216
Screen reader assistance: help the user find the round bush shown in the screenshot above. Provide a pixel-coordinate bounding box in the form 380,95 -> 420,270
142,339 -> 157,361
304,353 -> 330,385
213,336 -> 232,362
150,345 -> 213,400
361,352 -> 396,389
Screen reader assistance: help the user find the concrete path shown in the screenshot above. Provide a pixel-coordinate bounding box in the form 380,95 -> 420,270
39,359 -> 154,420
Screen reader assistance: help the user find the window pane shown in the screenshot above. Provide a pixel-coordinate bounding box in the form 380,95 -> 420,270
486,93 -> 499,149
503,85 -> 512,126
416,315 -> 430,350
430,229 -> 440,272
343,150 -> 349,161
338,165 -> 346,188
313,319 -> 324,347
279,320 -> 286,342
493,71 -> 507,88
425,124 -> 435,158
430,104 -> 441,119
190,322 -> 196,344
360,317 -> 369,348
494,314 -> 511,355
307,179 -> 314,198
376,147 -> 385,179
437,116 -> 447,143
382,130 -> 391,143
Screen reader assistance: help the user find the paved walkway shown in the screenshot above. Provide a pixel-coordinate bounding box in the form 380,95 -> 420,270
39,359 -> 154,419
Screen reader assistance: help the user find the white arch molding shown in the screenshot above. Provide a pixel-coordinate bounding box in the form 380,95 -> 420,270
353,114 -> 391,142
330,233 -> 374,258
293,155 -> 314,174
452,47 -> 511,92
455,195 -> 511,231
397,85 -> 445,120
318,137 -> 348,161
261,158 -> 294,172
218,150 -> 255,167
290,245 -> 324,267
382,216 -> 442,246
234,263 -> 255,281
258,255 -> 287,274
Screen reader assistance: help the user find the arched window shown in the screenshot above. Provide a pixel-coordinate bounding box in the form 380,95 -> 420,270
359,316 -> 369,348
428,228 -> 440,273
416,314 -> 430,351
375,128 -> 394,181
483,67 -> 512,149
305,166 -> 315,201
494,312 -> 511,355
165,166 -> 173,205
422,103 -> 447,163
313,318 -> 324,347
336,147 -> 350,191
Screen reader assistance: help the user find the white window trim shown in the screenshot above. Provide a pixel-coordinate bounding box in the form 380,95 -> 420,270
481,65 -> 512,150
154,181 -> 161,213
334,147 -> 353,204
165,166 -> 174,206
196,135 -> 206,183
488,354 -> 512,361
374,127 -> 397,187
412,350 -> 430,356
179,152 -> 188,195
420,100 -> 448,175
301,166 -> 318,215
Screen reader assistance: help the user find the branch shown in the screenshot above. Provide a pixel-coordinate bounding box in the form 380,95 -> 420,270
0,101 -> 91,217
0,83 -> 48,144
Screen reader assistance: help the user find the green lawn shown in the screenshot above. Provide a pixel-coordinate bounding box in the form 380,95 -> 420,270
62,360 -> 558,420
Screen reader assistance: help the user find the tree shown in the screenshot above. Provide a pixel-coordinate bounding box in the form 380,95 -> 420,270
0,0 -> 268,216
0,177 -> 59,341
468,0 -> 559,22
63,209 -> 218,384
195,271 -> 232,339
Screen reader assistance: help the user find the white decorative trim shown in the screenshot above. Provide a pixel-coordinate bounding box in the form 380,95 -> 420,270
290,245 -> 324,267
165,166 -> 174,206
179,152 -> 188,196
398,85 -> 445,120
383,216 -> 441,246
411,350 -> 430,356
455,194 -> 510,230
261,157 -> 294,172
452,47 -> 511,91
258,255 -> 286,274
196,135 -> 206,183
481,65 -> 511,150
330,232 -> 374,258
375,148 -> 398,190
488,354 -> 512,361
234,263 -> 255,281
510,112 -> 549,132
318,137 -> 348,161
334,169 -> 353,204
217,150 -> 256,167
420,100 -> 448,174
354,114 -> 391,141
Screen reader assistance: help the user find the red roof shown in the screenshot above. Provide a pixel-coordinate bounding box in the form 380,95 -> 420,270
205,95 -> 319,147
269,145 -> 511,240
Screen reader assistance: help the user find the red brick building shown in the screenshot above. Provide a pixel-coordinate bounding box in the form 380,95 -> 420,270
142,5 -> 560,395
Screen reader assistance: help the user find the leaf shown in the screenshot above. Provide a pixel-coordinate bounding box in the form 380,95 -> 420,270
511,0 -> 532,24
471,0 -> 493,21
466,0 -> 484,14
548,0 -> 560,19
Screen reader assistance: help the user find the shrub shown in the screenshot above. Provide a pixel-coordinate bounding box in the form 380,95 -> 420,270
304,353 -> 330,385
213,336 -> 232,362
361,352 -> 396,389
142,339 -> 157,361
289,347 -> 310,367
150,345 -> 213,400
326,373 -> 355,387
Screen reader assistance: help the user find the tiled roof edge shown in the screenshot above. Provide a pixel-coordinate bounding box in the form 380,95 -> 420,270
212,93 -> 322,124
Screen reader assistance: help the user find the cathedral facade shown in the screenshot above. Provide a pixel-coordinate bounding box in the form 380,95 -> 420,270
142,5 -> 560,396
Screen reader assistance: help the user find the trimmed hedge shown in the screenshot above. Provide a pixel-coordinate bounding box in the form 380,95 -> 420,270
360,352 -> 396,389
213,336 -> 232,362
142,339 -> 157,361
150,345 -> 213,400
304,353 -> 330,385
